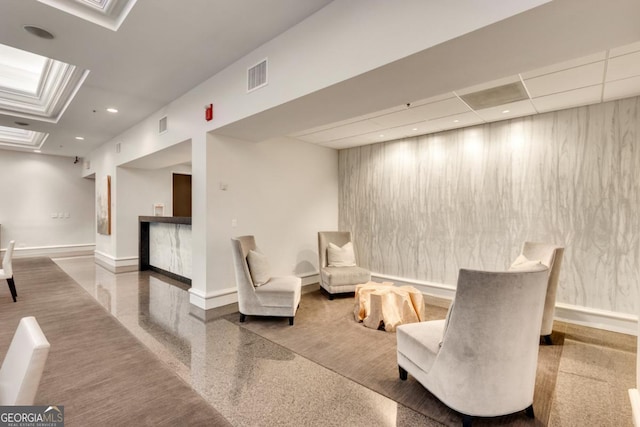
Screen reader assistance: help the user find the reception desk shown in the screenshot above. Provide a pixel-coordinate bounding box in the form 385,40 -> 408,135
139,216 -> 192,284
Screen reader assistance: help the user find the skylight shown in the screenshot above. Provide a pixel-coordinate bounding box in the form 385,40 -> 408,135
0,125 -> 48,150
37,0 -> 137,31
0,43 -> 88,123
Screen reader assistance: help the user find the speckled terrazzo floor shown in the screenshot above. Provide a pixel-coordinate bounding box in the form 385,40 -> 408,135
52,256 -> 636,426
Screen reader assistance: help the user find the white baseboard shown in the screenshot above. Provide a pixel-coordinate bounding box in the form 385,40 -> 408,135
630,389 -> 640,426
94,251 -> 138,273
3,243 -> 95,258
371,272 -> 638,336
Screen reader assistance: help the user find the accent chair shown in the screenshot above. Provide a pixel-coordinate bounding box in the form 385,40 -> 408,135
231,236 -> 301,325
0,316 -> 50,405
511,241 -> 565,344
397,267 -> 549,426
317,231 -> 370,299
0,240 -> 17,302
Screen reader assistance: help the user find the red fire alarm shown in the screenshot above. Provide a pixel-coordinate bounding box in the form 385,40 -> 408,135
205,104 -> 213,121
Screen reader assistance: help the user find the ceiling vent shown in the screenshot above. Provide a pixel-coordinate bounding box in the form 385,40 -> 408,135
459,81 -> 529,110
247,58 -> 268,92
159,116 -> 167,134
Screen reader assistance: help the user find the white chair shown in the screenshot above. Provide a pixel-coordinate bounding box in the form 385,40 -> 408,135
0,241 -> 17,302
0,316 -> 51,405
397,267 -> 549,426
317,231 -> 370,299
231,236 -> 301,325
511,241 -> 564,344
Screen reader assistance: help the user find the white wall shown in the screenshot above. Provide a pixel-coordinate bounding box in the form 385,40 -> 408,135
0,150 -> 94,252
209,135 -> 338,291
116,164 -> 192,258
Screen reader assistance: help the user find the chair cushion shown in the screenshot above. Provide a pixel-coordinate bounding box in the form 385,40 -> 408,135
254,275 -> 301,308
327,242 -> 357,267
247,250 -> 271,286
396,319 -> 445,374
321,266 -> 370,286
508,254 -> 542,271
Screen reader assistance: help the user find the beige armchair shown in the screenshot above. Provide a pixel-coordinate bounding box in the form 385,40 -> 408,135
231,236 -> 301,325
511,241 -> 565,344
317,231 -> 370,299
397,267 -> 549,426
0,240 -> 17,302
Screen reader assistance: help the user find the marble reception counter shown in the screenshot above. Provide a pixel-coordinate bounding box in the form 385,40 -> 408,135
139,216 -> 192,284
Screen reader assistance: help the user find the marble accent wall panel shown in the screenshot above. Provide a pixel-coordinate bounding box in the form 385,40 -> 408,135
149,223 -> 192,279
339,97 -> 640,314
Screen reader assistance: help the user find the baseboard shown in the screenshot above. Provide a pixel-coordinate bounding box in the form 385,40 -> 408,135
554,302 -> 638,336
371,272 -> 457,299
94,251 -> 139,273
3,243 -> 95,258
371,272 -> 638,336
300,272 -> 319,286
630,389 -> 640,426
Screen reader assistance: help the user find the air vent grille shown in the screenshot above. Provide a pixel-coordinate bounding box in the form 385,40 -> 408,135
159,116 -> 167,134
247,59 -> 268,92
459,81 -> 529,110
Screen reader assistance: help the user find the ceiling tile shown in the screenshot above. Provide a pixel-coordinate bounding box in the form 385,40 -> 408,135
524,61 -> 605,97
520,51 -> 605,79
603,75 -> 640,101
474,99 -> 537,121
455,75 -> 521,96
609,40 -> 640,57
370,97 -> 470,127
429,111 -> 484,132
605,50 -> 640,82
295,119 -> 386,143
531,85 -> 602,112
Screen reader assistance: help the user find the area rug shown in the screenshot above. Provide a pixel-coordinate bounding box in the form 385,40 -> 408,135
228,287 -> 564,426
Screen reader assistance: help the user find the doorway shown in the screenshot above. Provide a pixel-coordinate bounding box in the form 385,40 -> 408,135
173,173 -> 192,217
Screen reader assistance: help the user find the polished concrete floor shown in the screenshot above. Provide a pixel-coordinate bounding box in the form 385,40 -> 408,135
52,255 -> 636,426
53,256 -> 437,426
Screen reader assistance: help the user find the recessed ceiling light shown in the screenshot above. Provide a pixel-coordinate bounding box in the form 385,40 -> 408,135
106,108 -> 118,113
379,134 -> 385,137
502,109 -> 510,114
23,25 -> 54,40
75,136 -> 85,140
453,119 -> 460,123
34,150 -> 41,153
412,128 -> 418,131
14,121 -> 29,126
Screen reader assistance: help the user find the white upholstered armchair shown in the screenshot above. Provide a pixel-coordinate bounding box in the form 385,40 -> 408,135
317,231 -> 370,299
510,241 -> 565,344
0,240 -> 17,302
397,267 -> 549,426
231,236 -> 301,325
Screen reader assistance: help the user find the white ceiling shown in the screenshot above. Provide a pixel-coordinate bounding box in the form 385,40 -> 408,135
1,0 -> 640,159
291,40 -> 640,149
0,0 -> 333,157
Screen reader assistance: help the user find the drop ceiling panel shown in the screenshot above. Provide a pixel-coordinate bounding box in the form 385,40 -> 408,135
370,97 -> 470,127
524,61 -> 605,97
605,51 -> 640,82
429,111 -> 484,131
531,85 -> 602,112
609,40 -> 640,57
455,75 -> 521,96
603,75 -> 640,101
295,119 -> 386,143
520,52 -> 605,79
474,99 -> 537,121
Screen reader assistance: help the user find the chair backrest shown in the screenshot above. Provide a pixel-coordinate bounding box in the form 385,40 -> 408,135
0,316 -> 50,405
2,240 -> 15,277
521,241 -> 564,335
430,267 -> 549,416
317,231 -> 352,269
231,236 -> 259,312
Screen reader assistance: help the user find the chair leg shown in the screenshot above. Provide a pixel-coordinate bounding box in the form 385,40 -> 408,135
525,404 -> 535,419
289,317 -> 294,326
543,334 -> 552,345
399,366 -> 407,380
462,414 -> 473,427
6,277 -> 17,302
239,313 -> 246,323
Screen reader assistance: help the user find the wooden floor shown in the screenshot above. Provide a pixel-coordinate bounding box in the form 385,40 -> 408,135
0,257 -> 231,427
